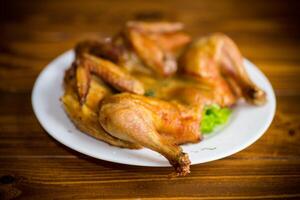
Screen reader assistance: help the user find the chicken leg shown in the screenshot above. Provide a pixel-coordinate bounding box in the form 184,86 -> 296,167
99,93 -> 202,176
180,33 -> 266,106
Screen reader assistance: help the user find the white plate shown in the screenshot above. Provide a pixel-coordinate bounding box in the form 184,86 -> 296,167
32,50 -> 276,167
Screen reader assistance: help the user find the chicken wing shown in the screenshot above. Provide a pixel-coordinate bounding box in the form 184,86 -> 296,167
74,53 -> 145,103
126,21 -> 185,33
62,66 -> 141,149
75,39 -> 124,63
76,62 -> 91,104
84,54 -> 145,94
126,21 -> 190,52
124,21 -> 191,76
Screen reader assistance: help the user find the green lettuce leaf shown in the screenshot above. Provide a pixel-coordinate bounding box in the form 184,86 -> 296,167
201,104 -> 231,134
144,89 -> 155,97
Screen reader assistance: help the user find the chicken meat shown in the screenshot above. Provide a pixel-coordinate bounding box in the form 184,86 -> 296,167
61,21 -> 266,176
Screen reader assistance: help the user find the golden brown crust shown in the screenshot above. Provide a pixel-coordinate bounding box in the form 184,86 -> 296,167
61,21 -> 267,176
62,73 -> 142,149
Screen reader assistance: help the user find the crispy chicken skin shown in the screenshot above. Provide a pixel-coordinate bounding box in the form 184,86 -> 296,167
61,21 -> 266,176
74,53 -> 145,104
83,54 -> 145,95
99,93 -> 202,175
180,33 -> 266,106
124,21 -> 191,76
61,66 -> 141,149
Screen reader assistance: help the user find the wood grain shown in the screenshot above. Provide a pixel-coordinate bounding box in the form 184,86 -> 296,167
0,0 -> 300,199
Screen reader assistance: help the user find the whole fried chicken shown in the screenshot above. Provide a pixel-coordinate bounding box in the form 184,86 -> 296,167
61,21 -> 266,176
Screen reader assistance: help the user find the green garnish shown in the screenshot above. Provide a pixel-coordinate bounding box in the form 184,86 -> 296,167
144,89 -> 155,97
201,104 -> 231,134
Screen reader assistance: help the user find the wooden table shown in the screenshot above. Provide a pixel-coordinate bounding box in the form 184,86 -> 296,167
1,0 -> 300,199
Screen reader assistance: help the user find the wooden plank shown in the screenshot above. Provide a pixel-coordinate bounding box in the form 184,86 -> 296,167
0,158 -> 300,199
0,0 -> 300,199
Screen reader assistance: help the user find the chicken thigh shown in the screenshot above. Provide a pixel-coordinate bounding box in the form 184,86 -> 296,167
180,33 -> 266,106
99,93 -> 202,176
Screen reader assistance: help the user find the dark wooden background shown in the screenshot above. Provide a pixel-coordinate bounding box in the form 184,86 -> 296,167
1,0 -> 300,199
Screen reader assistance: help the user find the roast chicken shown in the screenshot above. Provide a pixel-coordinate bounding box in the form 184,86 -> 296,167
61,21 -> 266,176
